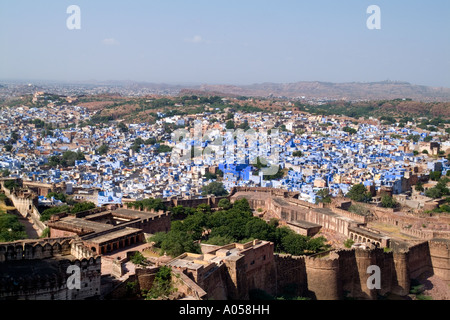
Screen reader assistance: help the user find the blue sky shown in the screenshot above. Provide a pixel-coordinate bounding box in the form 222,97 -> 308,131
0,0 -> 449,87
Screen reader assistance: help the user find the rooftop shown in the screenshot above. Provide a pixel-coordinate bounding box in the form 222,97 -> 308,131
49,217 -> 114,234
83,227 -> 142,245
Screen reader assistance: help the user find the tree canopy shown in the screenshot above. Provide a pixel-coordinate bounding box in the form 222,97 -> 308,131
201,182 -> 228,196
48,151 -> 85,167
425,177 -> 450,199
0,213 -> 27,242
346,184 -> 372,203
149,198 -> 329,257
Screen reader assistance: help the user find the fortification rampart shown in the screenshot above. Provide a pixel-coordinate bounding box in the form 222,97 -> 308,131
269,239 -> 442,300
0,238 -> 73,262
232,186 -> 300,198
172,268 -> 208,300
406,241 -> 433,280
231,189 -> 365,237
0,238 -> 101,300
274,254 -> 307,297
118,208 -> 171,234
305,252 -> 341,300
429,239 -> 450,284
1,183 -> 46,235
330,207 -> 367,224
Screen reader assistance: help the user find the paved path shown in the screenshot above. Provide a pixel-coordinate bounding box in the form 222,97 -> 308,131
17,214 -> 40,239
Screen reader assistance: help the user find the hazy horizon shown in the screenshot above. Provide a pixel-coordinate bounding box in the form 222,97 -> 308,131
1,0 -> 449,87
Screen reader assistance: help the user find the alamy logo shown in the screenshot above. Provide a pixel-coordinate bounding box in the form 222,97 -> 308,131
67,265 -> 81,290
171,122 -> 281,175
366,5 -> 381,30
366,265 -> 381,290
66,5 -> 81,30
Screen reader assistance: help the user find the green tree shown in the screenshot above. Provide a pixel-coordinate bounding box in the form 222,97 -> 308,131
292,151 -> 303,157
225,120 -> 235,130
202,182 -> 228,196
149,231 -> 200,257
263,165 -> 284,181
155,145 -> 173,154
407,135 -> 420,142
244,218 -> 275,242
4,180 -> 19,192
425,177 -> 450,199
40,205 -> 70,222
306,236 -> 327,253
71,202 -> 96,213
204,171 -> 217,180
0,194 -> 8,202
0,214 -> 27,242
238,121 -> 250,130
130,251 -> 147,266
1,169 -> 11,177
344,239 -> 355,248
152,198 -> 328,258
429,171 -> 442,181
346,184 -> 372,203
415,182 -> 424,192
178,213 -> 208,239
218,198 -> 231,210
343,127 -> 357,135
169,205 -> 194,219
47,192 -> 67,203
143,266 -> 175,300
381,195 -> 397,208
145,138 -> 157,145
316,189 -> 332,204
204,235 -> 235,246
48,151 -> 85,167
281,233 -> 308,256
425,187 -> 443,199
97,144 -> 109,155
40,227 -> 50,238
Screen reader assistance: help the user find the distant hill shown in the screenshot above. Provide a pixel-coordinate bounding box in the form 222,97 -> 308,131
2,79 -> 450,104
188,81 -> 450,102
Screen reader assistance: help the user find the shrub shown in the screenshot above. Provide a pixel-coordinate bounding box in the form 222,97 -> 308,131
130,251 -> 147,266
143,266 -> 175,300
381,195 -> 397,208
344,239 -> 355,248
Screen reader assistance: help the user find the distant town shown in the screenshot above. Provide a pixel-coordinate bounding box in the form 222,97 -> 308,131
0,82 -> 449,301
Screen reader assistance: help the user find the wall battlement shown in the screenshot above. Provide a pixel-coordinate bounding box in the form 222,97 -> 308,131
0,237 -> 99,262
270,239 -> 449,300
0,238 -> 101,300
0,238 -> 73,262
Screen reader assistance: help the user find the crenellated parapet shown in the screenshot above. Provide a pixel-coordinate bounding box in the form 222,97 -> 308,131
0,238 -> 101,300
0,238 -> 74,262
